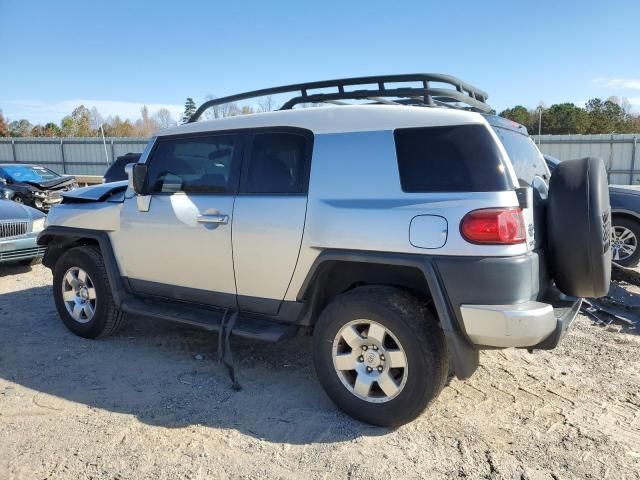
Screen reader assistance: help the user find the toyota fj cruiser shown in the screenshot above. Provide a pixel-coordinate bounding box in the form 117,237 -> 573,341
38,74 -> 611,426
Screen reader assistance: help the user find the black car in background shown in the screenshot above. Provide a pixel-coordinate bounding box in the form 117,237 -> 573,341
0,164 -> 77,212
545,154 -> 640,267
103,152 -> 141,183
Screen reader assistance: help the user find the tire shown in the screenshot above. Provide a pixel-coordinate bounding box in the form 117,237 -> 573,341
611,217 -> 640,267
312,286 -> 448,427
52,246 -> 124,339
547,157 -> 612,297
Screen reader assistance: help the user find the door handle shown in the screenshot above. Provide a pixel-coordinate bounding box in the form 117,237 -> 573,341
197,213 -> 229,224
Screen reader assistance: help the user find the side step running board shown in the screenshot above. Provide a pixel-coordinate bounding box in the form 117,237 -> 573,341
120,296 -> 296,342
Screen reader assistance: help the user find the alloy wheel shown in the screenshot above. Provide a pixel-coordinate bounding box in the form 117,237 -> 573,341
332,319 -> 408,403
612,225 -> 637,261
61,267 -> 97,324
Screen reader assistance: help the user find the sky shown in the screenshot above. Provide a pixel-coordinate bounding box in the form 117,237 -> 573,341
1,0 -> 639,125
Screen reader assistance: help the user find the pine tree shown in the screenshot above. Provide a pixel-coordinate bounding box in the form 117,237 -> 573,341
182,98 -> 197,123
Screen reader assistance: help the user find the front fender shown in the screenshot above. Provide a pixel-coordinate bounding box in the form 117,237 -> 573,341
38,226 -> 127,307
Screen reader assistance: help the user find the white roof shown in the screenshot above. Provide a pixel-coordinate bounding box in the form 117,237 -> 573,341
157,105 -> 486,137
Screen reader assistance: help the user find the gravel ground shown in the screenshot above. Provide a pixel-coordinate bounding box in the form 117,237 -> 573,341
1,263 -> 639,480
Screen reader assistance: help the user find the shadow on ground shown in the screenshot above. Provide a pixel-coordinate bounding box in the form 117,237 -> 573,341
0,262 -> 38,278
0,285 -> 392,444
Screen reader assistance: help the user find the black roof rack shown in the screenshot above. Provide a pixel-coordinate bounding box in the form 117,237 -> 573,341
188,73 -> 492,122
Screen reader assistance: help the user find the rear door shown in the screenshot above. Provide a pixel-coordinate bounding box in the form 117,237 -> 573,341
232,128 -> 313,314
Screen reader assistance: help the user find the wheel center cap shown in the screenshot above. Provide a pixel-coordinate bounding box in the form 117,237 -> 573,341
364,351 -> 381,367
78,287 -> 89,301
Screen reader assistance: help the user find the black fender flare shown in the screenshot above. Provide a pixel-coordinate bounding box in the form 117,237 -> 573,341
37,226 -> 127,307
296,250 -> 479,379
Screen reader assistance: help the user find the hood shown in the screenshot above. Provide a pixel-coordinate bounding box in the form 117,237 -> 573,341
22,176 -> 76,190
62,180 -> 128,203
0,199 -> 44,220
610,185 -> 640,196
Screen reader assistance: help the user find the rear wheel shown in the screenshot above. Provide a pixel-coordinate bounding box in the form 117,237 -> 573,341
52,246 -> 124,338
611,217 -> 640,267
312,286 -> 448,427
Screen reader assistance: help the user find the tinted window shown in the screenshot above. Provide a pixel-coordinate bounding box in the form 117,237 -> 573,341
394,125 -> 512,192
244,132 -> 309,194
146,134 -> 239,194
493,127 -> 549,185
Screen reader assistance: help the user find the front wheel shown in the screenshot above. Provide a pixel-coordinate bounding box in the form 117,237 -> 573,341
611,217 -> 640,267
312,286 -> 448,427
52,246 -> 124,338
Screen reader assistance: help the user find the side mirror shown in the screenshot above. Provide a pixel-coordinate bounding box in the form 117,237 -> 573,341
126,163 -> 148,195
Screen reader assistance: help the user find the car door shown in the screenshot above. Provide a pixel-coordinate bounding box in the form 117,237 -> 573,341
111,132 -> 243,309
232,128 -> 313,314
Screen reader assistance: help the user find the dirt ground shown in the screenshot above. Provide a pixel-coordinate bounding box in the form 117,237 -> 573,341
0,264 -> 639,480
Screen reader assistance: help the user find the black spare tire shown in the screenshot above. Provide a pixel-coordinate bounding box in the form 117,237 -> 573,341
547,157 -> 611,297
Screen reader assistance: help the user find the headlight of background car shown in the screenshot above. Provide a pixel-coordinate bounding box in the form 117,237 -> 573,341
34,191 -> 47,197
1,190 -> 11,199
32,217 -> 46,233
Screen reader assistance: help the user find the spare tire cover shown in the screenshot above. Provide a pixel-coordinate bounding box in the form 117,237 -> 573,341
547,157 -> 611,297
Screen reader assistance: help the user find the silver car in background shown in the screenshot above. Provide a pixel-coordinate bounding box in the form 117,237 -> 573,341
0,199 -> 47,265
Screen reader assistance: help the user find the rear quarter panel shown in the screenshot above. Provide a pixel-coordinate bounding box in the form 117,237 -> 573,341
284,130 -> 527,301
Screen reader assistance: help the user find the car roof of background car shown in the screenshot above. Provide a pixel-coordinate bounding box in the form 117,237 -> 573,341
158,104 -> 487,137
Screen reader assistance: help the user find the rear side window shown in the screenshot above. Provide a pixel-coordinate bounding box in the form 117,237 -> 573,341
146,134 -> 240,194
492,127 -> 549,185
394,125 -> 512,192
243,131 -> 311,194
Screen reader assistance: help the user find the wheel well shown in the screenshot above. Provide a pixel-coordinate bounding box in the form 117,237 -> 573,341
41,235 -> 100,268
612,212 -> 640,226
300,261 -> 431,326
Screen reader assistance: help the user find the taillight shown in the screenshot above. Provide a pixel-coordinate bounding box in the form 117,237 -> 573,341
461,208 -> 526,244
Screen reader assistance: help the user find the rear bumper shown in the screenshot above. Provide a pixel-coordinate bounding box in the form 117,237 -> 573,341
433,251 -> 584,350
460,297 -> 581,348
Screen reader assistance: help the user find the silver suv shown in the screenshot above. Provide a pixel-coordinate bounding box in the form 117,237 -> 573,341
39,74 -> 612,426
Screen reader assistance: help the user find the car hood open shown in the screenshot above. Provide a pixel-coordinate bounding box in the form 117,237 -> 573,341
61,181 -> 128,203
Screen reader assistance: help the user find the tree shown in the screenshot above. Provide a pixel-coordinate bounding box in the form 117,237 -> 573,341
135,105 -> 159,136
9,119 -> 33,137
153,108 -> 176,129
43,122 -> 61,136
258,95 -> 275,112
0,110 -> 9,137
541,103 -> 590,134
60,115 -> 75,137
182,97 -> 197,123
59,105 -> 93,137
70,105 -> 93,136
585,98 -> 630,133
104,116 -> 135,137
498,105 -> 532,128
240,105 -> 254,115
90,107 -> 104,133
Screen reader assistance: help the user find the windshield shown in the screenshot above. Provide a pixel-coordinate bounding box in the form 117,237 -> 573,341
1,165 -> 61,183
492,127 -> 549,186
